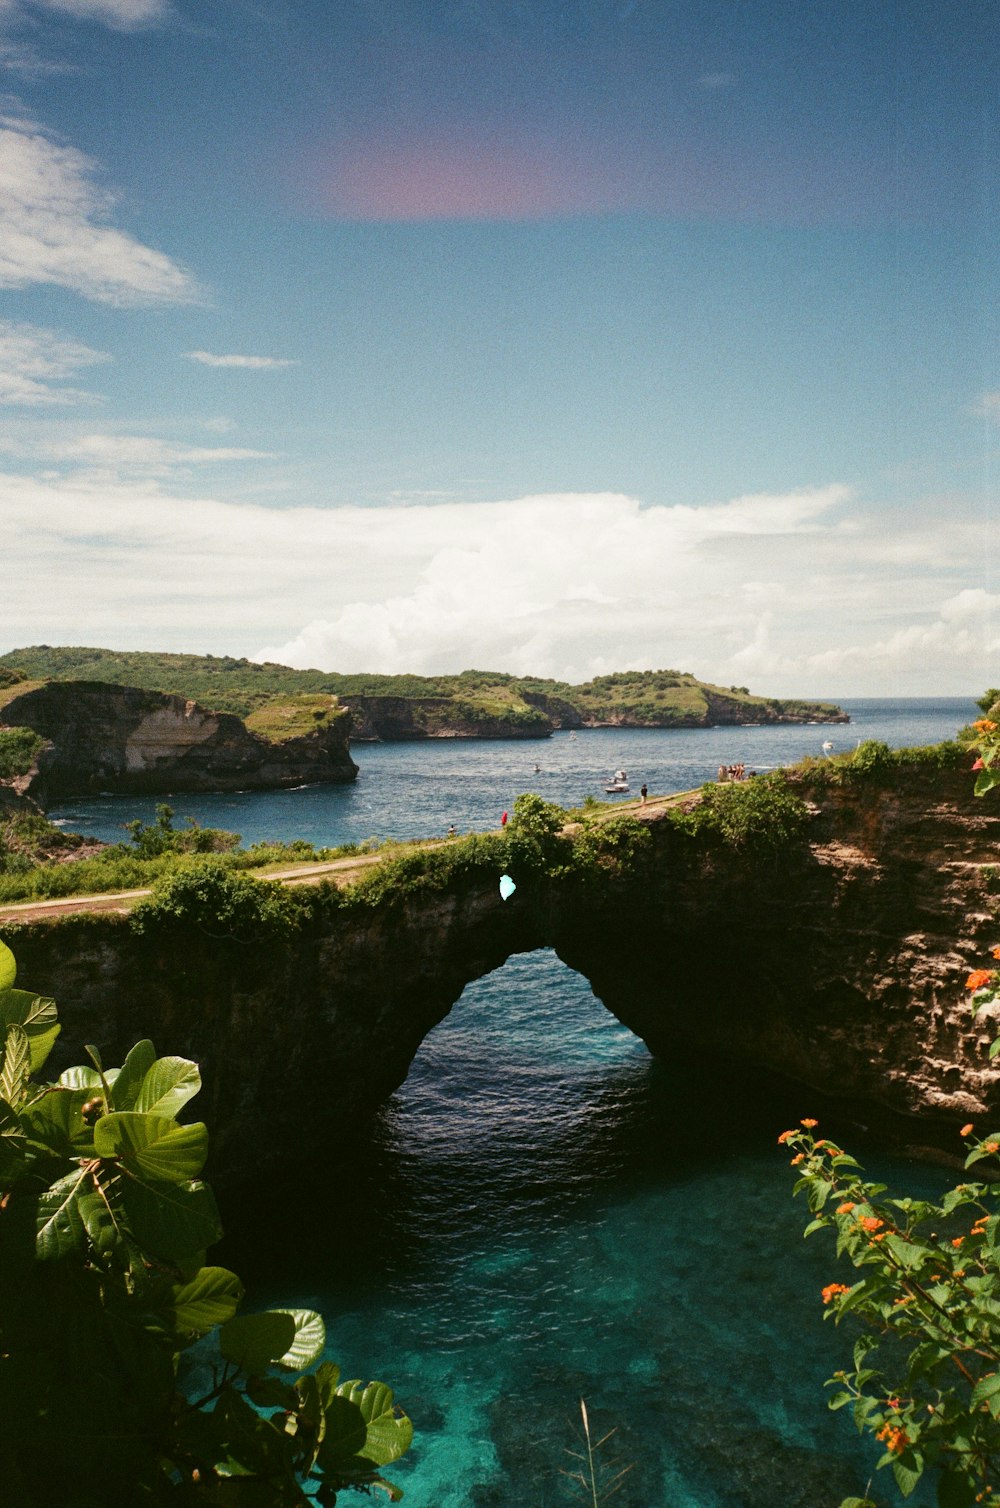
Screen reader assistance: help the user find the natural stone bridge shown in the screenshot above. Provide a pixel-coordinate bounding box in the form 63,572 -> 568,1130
5,767 -> 1000,1178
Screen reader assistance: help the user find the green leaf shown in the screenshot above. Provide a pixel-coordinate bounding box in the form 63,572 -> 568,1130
970,1371 -> 1000,1409
22,1086 -> 96,1157
77,1185 -> 124,1259
121,1173 -> 222,1259
36,1166 -> 89,1260
0,988 -> 60,1072
135,1054 -> 201,1118
892,1452 -> 924,1497
335,1380 -> 413,1466
270,1308 -> 325,1371
93,1111 -> 208,1182
110,1040 -> 156,1111
58,1065 -> 104,1090
219,1310 -> 297,1375
0,941 -> 15,992
883,1234 -> 928,1270
975,767 -> 1000,796
0,1024 -> 31,1108
318,1394 -> 368,1467
172,1265 -> 244,1332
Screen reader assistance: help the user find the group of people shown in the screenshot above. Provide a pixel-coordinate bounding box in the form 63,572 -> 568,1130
717,762 -> 747,782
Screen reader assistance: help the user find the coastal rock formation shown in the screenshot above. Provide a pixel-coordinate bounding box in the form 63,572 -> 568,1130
6,765 -> 997,1178
0,680 -> 357,803
344,694 -> 551,740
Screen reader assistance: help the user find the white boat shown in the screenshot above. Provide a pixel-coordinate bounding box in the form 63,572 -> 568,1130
604,769 -> 629,793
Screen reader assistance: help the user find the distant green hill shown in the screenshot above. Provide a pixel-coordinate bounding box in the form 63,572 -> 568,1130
0,646 -> 848,735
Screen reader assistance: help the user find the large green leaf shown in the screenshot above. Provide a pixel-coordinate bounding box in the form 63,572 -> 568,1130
270,1308 -> 325,1371
0,941 -> 15,992
219,1310 -> 297,1375
77,1185 -> 124,1259
58,1065 -> 104,1091
317,1394 -> 368,1467
36,1166 -> 89,1260
110,1040 -> 156,1111
135,1054 -> 202,1118
21,1086 -> 95,1157
0,1024 -> 31,1108
93,1111 -> 208,1182
172,1265 -> 244,1332
0,989 -> 60,1072
336,1380 -> 413,1466
121,1173 -> 222,1259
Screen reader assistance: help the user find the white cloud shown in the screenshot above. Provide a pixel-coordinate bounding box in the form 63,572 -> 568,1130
0,476 -> 990,694
0,431 -> 277,475
0,318 -> 109,404
0,0 -> 167,27
184,351 -> 298,370
0,111 -> 196,304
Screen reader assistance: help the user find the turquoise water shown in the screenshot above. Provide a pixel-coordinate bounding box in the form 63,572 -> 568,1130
225,951 -> 947,1507
56,699 -> 971,1504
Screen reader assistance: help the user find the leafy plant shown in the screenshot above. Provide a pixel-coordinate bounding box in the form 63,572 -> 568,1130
0,725 -> 44,780
0,938 -> 413,1506
669,771 -> 809,854
782,707 -> 1000,1506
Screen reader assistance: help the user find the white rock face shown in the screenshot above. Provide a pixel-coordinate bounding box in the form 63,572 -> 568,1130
124,705 -> 220,771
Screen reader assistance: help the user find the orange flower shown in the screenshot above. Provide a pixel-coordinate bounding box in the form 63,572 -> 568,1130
952,1236 -> 965,1248
875,1424 -> 910,1455
992,946 -> 1000,960
974,719 -> 997,732
821,1283 -> 851,1303
790,1153 -> 805,1165
837,1202 -> 856,1214
986,1142 -> 1000,1154
859,1216 -> 884,1232
800,1117 -> 819,1128
961,1123 -> 975,1137
777,1130 -> 796,1144
967,969 -> 993,991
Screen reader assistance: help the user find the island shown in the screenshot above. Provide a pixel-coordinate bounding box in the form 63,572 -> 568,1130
0,646 -> 848,750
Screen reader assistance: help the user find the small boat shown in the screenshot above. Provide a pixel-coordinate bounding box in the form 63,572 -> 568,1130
604,769 -> 629,793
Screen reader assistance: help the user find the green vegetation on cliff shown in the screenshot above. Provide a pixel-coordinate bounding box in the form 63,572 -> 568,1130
0,645 -> 846,733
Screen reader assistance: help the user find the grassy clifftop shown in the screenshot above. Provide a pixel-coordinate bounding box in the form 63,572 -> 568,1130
0,647 -> 847,732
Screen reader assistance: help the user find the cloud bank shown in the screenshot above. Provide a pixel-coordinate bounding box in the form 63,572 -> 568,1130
0,111 -> 195,304
0,479 -> 991,695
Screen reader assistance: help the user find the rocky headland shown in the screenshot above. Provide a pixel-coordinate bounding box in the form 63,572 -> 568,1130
0,679 -> 358,805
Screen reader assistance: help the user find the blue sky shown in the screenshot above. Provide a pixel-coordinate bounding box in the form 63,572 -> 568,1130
0,0 -> 997,694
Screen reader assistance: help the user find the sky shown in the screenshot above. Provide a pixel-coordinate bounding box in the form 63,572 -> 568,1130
0,0 -> 997,696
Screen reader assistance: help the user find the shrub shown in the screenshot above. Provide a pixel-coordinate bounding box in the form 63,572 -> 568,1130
0,939 -> 412,1505
670,772 -> 809,854
130,858 -> 303,942
0,726 -> 43,780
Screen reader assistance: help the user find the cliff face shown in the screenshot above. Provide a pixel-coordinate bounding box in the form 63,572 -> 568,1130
5,767 -> 998,1179
344,694 -> 551,740
1,680 -> 358,802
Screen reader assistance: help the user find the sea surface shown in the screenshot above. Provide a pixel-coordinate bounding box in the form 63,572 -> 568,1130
56,698 -> 976,1505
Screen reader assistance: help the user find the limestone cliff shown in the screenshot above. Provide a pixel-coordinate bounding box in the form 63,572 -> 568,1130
0,680 -> 357,803
5,763 -> 998,1180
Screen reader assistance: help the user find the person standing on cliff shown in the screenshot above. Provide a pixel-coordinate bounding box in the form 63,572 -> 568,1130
640,783 -> 648,803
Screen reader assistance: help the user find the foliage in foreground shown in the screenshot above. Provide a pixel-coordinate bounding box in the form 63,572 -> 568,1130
781,711 -> 1000,1507
0,939 -> 412,1506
